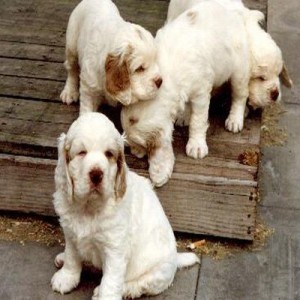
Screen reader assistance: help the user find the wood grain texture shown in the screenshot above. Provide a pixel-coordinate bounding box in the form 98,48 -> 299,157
0,153 -> 257,240
0,0 -> 267,240
0,57 -> 65,81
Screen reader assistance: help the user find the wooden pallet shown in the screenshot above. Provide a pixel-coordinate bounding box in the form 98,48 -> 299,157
0,0 -> 265,240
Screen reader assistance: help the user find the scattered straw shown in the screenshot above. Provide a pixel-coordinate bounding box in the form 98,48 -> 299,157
0,213 -> 273,260
176,218 -> 274,260
0,213 -> 64,246
261,103 -> 288,146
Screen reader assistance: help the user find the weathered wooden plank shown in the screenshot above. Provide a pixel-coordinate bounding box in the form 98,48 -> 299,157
0,75 -> 63,101
0,57 -> 65,81
0,116 -> 257,183
0,0 -> 169,47
0,97 -> 260,163
0,41 -> 64,63
0,153 -> 256,240
0,0 -> 266,48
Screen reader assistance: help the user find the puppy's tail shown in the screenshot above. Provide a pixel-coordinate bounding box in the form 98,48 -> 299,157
177,252 -> 200,269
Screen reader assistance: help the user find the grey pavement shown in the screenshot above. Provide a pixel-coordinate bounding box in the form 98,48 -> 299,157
1,0 -> 300,299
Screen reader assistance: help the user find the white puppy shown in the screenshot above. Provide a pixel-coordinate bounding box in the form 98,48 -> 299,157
167,0 -> 293,109
60,0 -> 162,114
121,1 -> 253,187
51,113 -> 199,299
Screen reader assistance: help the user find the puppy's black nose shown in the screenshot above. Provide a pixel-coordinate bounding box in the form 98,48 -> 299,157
89,168 -> 103,186
270,89 -> 279,101
154,77 -> 163,89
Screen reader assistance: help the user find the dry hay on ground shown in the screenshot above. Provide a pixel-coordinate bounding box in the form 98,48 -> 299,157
0,213 -> 64,246
0,212 -> 273,260
261,103 -> 288,146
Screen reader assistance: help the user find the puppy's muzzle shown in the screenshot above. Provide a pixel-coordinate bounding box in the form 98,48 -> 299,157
89,168 -> 103,187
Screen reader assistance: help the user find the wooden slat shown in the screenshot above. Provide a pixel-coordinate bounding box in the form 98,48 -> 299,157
0,75 -> 63,101
0,41 -> 64,63
0,0 -> 168,47
0,153 -> 256,240
0,57 -> 65,80
0,97 -> 260,161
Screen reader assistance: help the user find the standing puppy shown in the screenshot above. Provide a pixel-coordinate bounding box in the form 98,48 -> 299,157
122,1 -> 252,187
167,0 -> 293,109
51,113 -> 199,299
61,0 -> 162,114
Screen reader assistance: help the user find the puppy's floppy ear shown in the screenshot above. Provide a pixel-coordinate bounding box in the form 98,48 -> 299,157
105,50 -> 132,106
280,63 -> 293,88
115,150 -> 127,201
55,133 -> 73,203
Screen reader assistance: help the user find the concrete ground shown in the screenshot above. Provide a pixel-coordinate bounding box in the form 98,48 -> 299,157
0,0 -> 299,299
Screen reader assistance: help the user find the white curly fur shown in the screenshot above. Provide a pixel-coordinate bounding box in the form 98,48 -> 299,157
51,112 -> 199,299
121,1 -> 252,186
167,0 -> 293,108
60,0 -> 162,114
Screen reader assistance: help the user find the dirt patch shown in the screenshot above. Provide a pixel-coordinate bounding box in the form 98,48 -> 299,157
238,148 -> 259,167
261,103 -> 288,146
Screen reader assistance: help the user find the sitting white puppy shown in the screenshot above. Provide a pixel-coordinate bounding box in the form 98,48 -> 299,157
51,112 -> 199,299
121,1 -> 253,187
60,0 -> 162,114
167,0 -> 293,109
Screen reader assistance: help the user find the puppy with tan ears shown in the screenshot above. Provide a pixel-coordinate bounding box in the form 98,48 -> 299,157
122,1 -> 252,187
121,0 -> 293,187
167,0 -> 293,109
60,0 -> 162,114
51,113 -> 199,300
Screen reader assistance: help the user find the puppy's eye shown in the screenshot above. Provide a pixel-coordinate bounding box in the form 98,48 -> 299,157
135,66 -> 145,73
258,76 -> 266,81
105,150 -> 114,159
78,151 -> 87,157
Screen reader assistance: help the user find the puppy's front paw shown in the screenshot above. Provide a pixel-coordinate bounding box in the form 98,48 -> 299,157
92,285 -> 121,300
149,157 -> 174,187
60,85 -> 79,105
186,139 -> 208,159
51,268 -> 80,294
225,114 -> 244,133
149,164 -> 172,187
54,252 -> 65,268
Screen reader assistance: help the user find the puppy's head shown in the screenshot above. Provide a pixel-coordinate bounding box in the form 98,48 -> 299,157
121,98 -> 173,159
247,13 -> 292,108
105,24 -> 162,106
56,113 -> 127,205
249,58 -> 292,108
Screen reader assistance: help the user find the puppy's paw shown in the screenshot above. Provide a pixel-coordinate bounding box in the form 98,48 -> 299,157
92,285 -> 121,300
149,159 -> 174,187
186,139 -> 208,159
51,268 -> 80,294
54,252 -> 65,268
60,85 -> 79,105
225,114 -> 244,133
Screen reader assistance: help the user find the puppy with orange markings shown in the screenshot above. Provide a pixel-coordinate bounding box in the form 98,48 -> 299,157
60,0 -> 162,114
51,113 -> 199,300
